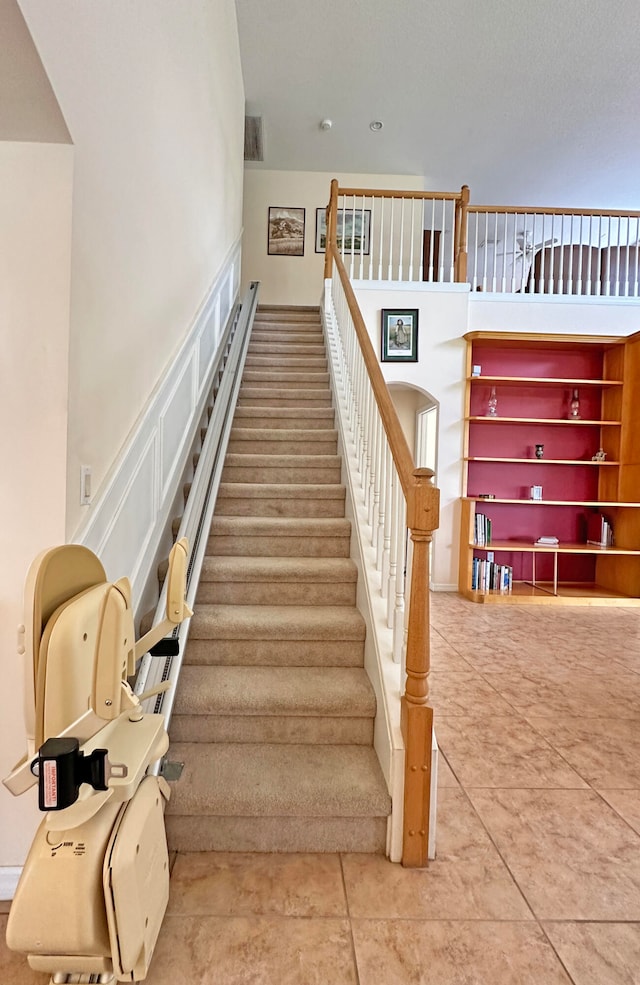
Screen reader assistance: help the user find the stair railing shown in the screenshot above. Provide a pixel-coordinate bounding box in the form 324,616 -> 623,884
134,282 -> 260,760
324,181 -> 440,867
323,178 -> 469,285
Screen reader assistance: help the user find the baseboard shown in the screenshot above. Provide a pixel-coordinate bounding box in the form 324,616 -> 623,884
71,236 -> 242,608
431,582 -> 458,592
0,867 -> 21,902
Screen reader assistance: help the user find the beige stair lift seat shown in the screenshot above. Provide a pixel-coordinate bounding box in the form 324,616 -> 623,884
4,539 -> 192,983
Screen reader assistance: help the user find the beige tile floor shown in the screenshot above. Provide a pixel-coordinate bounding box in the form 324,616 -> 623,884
3,593 -> 640,983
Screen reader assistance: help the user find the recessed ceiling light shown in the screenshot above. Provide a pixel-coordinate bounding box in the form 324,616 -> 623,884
369,120 -> 384,131
319,119 -> 333,130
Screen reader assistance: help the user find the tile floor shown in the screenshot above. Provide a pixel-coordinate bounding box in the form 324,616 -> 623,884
3,593 -> 640,983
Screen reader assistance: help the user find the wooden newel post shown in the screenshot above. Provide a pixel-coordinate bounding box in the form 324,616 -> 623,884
324,178 -> 339,280
401,468 -> 440,867
455,184 -> 470,284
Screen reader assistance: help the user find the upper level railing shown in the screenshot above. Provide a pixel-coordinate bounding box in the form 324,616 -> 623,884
324,179 -> 440,867
325,180 -> 640,298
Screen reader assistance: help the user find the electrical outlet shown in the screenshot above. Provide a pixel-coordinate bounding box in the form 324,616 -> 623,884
80,465 -> 92,505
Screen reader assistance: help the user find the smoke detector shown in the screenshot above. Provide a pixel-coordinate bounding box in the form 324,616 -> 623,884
319,119 -> 333,130
369,120 -> 384,131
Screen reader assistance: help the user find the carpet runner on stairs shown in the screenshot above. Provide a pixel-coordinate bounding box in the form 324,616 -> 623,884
165,305 -> 391,853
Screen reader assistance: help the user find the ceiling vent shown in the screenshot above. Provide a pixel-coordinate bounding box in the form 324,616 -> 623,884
244,115 -> 264,162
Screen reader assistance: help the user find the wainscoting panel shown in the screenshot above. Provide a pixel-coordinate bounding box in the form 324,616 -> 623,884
73,237 -> 242,610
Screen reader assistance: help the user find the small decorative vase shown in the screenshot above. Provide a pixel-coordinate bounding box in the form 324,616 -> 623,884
535,444 -> 544,459
486,386 -> 498,417
569,388 -> 581,420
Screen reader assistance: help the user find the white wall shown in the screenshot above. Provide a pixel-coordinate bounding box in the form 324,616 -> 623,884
0,1 -> 246,879
242,170 -> 424,306
0,141 -> 74,870
354,284 -> 640,590
19,0 -> 246,537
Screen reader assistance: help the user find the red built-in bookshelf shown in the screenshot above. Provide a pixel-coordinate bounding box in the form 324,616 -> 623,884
459,331 -> 640,605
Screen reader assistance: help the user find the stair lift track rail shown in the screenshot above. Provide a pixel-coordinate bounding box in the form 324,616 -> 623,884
134,282 -> 259,769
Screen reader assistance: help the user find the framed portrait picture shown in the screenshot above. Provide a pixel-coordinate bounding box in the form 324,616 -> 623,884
268,207 -> 305,256
315,208 -> 371,254
381,309 -> 419,362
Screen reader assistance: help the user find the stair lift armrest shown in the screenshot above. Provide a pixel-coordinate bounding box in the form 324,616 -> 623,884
134,537 -> 193,663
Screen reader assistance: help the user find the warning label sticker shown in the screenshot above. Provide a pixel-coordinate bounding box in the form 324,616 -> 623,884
43,760 -> 57,809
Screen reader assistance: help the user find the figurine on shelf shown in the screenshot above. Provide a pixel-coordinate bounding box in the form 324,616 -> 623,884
592,448 -> 607,462
535,443 -> 544,459
568,388 -> 581,419
486,386 -> 498,417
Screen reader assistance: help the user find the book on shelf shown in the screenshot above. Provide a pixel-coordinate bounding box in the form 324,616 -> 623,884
535,535 -> 559,546
474,512 -> 491,546
472,555 -> 512,593
586,512 -> 614,548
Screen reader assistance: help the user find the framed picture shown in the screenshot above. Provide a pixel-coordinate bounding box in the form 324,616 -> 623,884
381,309 -> 419,362
315,208 -> 371,254
268,207 -> 305,256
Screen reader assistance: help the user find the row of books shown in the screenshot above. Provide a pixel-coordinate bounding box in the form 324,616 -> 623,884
472,554 -> 513,593
474,511 -> 492,546
587,512 -> 614,547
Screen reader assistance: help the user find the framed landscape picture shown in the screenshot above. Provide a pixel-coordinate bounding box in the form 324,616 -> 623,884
381,309 -> 419,362
315,208 -> 371,254
268,207 -> 305,256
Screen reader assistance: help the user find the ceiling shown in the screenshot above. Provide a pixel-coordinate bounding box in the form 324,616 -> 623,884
235,0 -> 640,210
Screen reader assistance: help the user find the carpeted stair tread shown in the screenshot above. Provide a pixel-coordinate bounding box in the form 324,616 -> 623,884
242,370 -> 330,384
238,388 -> 332,407
196,556 -> 357,604
229,427 -> 337,443
190,603 -> 366,641
199,555 -> 357,584
217,481 -> 344,499
165,743 -> 390,818
232,407 -> 334,429
244,355 -> 327,369
207,516 -> 351,557
173,665 -> 375,718
221,457 -> 340,484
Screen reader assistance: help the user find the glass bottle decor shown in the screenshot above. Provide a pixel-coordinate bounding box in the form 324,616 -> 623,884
568,388 -> 581,420
486,386 -> 498,417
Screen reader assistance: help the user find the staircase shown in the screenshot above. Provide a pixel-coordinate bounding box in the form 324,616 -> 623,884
164,305 -> 391,853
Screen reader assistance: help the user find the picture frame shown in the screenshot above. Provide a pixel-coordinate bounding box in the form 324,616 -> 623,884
381,309 -> 419,362
315,208 -> 371,254
267,207 -> 305,256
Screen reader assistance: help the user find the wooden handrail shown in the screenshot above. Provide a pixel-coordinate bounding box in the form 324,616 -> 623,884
467,204 -> 640,218
328,241 -> 440,867
330,247 -> 416,494
338,186 -> 463,201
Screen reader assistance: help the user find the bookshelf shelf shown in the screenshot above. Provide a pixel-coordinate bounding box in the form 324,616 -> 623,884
467,416 -> 622,426
468,375 -> 624,388
460,330 -> 640,605
466,457 -> 620,466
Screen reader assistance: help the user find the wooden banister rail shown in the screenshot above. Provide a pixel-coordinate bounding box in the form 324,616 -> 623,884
328,232 -> 440,866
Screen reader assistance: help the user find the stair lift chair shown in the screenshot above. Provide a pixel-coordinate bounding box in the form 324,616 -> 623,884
3,538 -> 192,983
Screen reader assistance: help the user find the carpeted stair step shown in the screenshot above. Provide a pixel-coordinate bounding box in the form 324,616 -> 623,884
215,482 -> 345,517
245,342 -> 327,357
241,370 -> 329,387
238,387 -> 332,408
249,331 -> 324,345
170,665 -> 375,744
232,407 -> 335,429
196,556 -> 357,605
221,454 -> 341,484
227,428 -> 338,454
244,354 -> 327,370
164,742 -> 390,853
185,603 -> 365,667
207,516 -> 352,558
